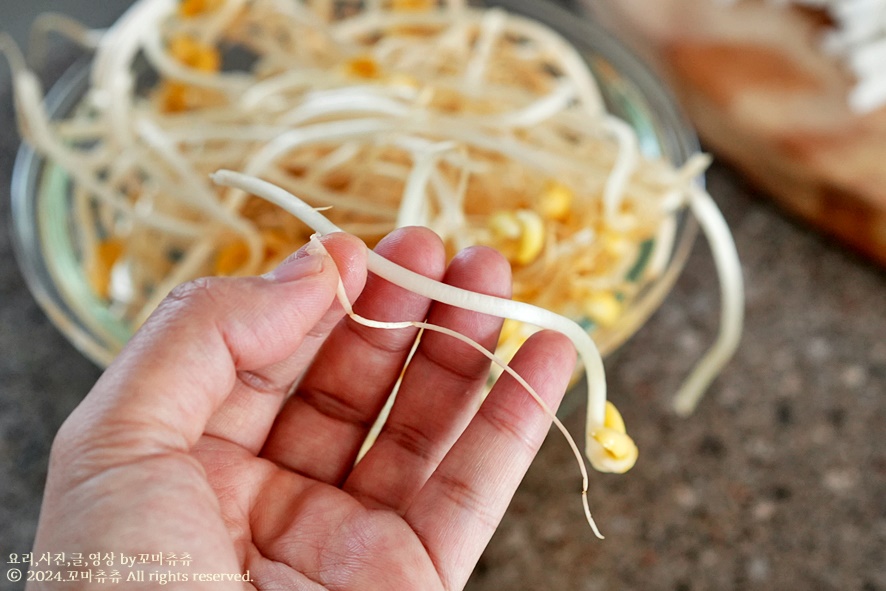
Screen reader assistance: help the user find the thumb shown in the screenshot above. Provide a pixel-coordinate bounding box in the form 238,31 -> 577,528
60,232 -> 366,460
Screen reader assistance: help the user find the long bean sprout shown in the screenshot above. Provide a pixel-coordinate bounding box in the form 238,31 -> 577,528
306,233 -> 607,537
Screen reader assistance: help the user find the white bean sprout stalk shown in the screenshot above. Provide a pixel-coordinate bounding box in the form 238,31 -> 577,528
212,169 -> 640,537
674,186 -> 745,416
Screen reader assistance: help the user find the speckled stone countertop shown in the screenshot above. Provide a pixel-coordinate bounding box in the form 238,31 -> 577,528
1,6 -> 884,591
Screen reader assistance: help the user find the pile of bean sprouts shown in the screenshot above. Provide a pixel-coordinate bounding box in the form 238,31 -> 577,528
3,0 -> 743,446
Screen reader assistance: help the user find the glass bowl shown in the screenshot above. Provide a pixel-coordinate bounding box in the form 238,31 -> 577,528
10,0 -> 700,368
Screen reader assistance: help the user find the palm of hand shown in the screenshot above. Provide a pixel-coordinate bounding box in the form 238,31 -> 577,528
31,229 -> 573,591
196,438 -> 442,590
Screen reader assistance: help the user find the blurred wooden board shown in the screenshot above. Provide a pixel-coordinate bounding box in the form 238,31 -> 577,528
583,0 -> 886,265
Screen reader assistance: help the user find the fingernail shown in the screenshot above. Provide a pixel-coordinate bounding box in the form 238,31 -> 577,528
266,251 -> 326,283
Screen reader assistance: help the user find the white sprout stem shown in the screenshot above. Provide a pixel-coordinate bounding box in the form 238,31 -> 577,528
306,142 -> 362,180
672,186 -> 745,416
73,184 -> 98,264
104,150 -> 140,195
158,116 -> 613,186
162,124 -> 302,143
0,32 -> 29,84
238,68 -> 329,109
659,154 -> 712,213
401,118 -> 582,174
91,0 -> 173,92
53,118 -> 110,143
434,11 -> 474,60
90,0 -> 168,151
242,118 -> 402,181
427,165 -> 468,240
492,80 -> 578,128
108,73 -> 135,150
646,215 -> 678,278
279,92 -> 411,126
601,116 -> 639,219
210,169 -> 610,435
464,8 -> 506,87
369,160 -> 412,181
396,141 -> 457,228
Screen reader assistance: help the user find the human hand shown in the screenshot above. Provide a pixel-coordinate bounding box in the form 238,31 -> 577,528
30,227 -> 576,590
